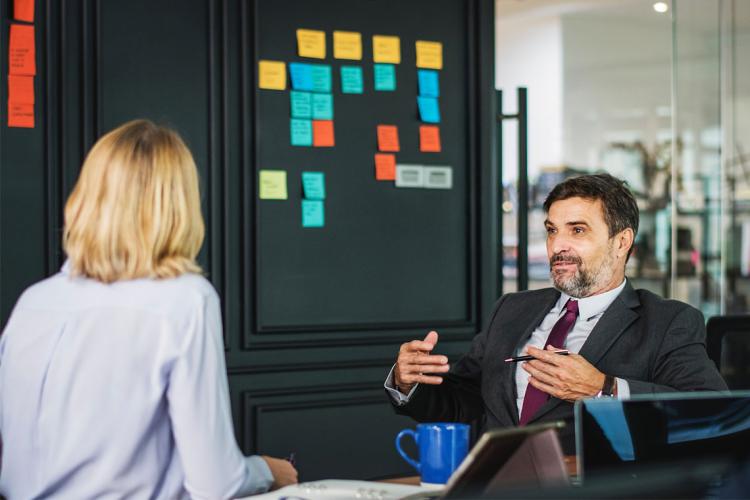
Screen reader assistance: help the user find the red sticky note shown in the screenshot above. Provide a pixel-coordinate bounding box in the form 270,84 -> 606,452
14,0 -> 34,22
377,125 -> 399,152
8,102 -> 34,128
420,125 -> 441,152
374,153 -> 396,181
8,75 -> 34,104
9,24 -> 36,76
313,120 -> 335,147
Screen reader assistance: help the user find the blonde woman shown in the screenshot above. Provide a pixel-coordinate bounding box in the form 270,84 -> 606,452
0,120 -> 297,499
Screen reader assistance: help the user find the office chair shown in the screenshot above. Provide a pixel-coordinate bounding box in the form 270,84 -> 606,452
706,315 -> 750,390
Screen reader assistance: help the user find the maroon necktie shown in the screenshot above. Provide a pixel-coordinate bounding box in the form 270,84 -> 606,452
518,299 -> 579,425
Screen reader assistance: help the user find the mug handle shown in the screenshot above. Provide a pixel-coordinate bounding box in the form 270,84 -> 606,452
395,429 -> 420,472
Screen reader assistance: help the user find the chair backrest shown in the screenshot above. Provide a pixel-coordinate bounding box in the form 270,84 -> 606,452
706,315 -> 750,390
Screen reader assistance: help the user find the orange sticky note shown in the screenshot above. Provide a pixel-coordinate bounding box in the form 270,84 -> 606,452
9,24 -> 35,76
420,125 -> 441,152
14,0 -> 34,22
313,120 -> 334,147
374,153 -> 396,181
8,102 -> 34,128
377,125 -> 400,152
8,75 -> 34,104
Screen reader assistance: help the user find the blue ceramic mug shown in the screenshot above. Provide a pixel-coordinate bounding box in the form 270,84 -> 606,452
395,423 -> 470,485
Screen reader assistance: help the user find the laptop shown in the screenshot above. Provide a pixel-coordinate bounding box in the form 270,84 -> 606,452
401,421 -> 569,499
575,391 -> 750,483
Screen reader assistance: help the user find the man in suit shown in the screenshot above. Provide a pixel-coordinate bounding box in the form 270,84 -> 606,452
384,173 -> 727,453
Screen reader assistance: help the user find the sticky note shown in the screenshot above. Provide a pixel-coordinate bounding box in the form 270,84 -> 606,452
311,64 -> 332,93
313,120 -> 335,147
302,171 -> 326,200
297,29 -> 326,59
333,31 -> 362,60
416,41 -> 443,69
258,60 -> 286,90
8,103 -> 34,128
373,35 -> 401,64
340,66 -> 363,94
377,125 -> 400,152
418,69 -> 440,97
423,166 -> 453,189
395,165 -> 424,188
374,64 -> 396,91
302,200 -> 325,228
420,125 -> 441,152
9,24 -> 36,76
8,75 -> 34,104
259,170 -> 288,200
291,119 -> 313,146
290,91 -> 312,118
374,153 -> 396,181
14,0 -> 34,22
312,93 -> 333,120
289,63 -> 314,91
417,96 -> 440,123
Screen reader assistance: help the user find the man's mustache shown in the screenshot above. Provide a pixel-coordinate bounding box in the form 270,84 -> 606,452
550,253 -> 582,266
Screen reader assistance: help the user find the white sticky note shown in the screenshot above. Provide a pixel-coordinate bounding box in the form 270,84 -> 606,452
395,164 -> 424,188
423,166 -> 453,189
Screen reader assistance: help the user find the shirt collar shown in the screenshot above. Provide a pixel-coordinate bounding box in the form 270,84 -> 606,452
555,278 -> 627,321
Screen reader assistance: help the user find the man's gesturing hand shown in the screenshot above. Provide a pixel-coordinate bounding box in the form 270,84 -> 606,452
522,345 -> 607,401
393,331 -> 450,395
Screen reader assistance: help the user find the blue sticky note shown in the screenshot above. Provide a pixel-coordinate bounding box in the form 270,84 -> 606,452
289,63 -> 314,91
290,91 -> 312,119
290,118 -> 312,146
418,69 -> 440,97
417,96 -> 441,123
374,64 -> 396,91
312,93 -> 333,120
311,64 -> 332,93
301,171 -> 326,200
340,66 -> 363,94
302,200 -> 325,228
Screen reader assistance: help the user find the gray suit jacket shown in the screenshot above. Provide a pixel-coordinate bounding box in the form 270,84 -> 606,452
392,282 -> 728,454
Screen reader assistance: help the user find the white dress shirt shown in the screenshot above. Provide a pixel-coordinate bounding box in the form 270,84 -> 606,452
385,280 -> 630,414
0,265 -> 272,499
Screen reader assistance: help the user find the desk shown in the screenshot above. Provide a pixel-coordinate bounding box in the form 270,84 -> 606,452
380,455 -> 578,485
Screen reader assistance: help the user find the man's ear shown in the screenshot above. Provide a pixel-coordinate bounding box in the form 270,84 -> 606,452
618,228 -> 635,258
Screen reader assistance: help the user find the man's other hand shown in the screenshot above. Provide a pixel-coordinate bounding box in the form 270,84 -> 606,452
393,331 -> 450,395
522,345 -> 606,401
261,455 -> 299,490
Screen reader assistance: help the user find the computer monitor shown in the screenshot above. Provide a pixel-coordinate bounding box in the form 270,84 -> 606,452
575,392 -> 750,483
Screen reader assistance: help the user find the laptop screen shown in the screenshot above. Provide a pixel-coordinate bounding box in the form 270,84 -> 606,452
575,391 -> 750,480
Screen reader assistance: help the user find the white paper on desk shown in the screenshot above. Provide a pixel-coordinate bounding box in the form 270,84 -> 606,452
242,479 -> 433,499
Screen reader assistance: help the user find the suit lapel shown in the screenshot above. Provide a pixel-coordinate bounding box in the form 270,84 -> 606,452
529,282 -> 641,424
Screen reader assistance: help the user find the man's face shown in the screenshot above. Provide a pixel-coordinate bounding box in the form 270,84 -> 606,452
545,197 -> 623,298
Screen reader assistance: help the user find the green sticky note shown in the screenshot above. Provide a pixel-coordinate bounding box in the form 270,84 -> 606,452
374,64 -> 396,91
290,118 -> 312,146
341,66 -> 363,94
312,94 -> 333,120
259,170 -> 287,200
302,200 -> 325,227
290,91 -> 312,119
302,171 -> 325,200
311,64 -> 332,93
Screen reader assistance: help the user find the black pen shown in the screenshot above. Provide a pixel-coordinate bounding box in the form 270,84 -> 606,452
285,452 -> 296,467
504,349 -> 570,363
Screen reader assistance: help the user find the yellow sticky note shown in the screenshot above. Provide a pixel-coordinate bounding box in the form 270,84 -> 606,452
416,40 -> 443,69
333,31 -> 362,60
297,29 -> 326,59
372,35 -> 400,64
258,60 -> 286,90
259,170 -> 288,200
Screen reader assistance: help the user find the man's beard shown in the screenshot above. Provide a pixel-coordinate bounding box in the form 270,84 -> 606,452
549,249 -> 615,298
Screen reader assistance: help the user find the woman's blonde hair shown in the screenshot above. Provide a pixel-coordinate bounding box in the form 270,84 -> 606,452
63,119 -> 204,282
